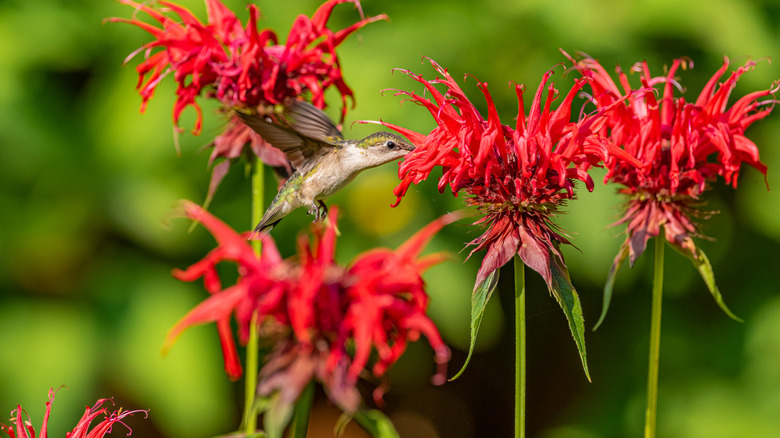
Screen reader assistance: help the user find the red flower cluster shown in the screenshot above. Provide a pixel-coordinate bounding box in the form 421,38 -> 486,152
113,0 -> 385,132
112,0 -> 386,201
376,58 -> 637,290
568,54 -> 776,263
167,201 -> 452,412
1,388 -> 147,438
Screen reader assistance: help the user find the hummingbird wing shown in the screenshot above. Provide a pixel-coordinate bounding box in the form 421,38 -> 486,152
284,100 -> 344,143
234,101 -> 345,173
233,110 -> 329,172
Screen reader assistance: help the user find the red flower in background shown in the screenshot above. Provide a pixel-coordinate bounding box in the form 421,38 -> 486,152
567,53 -> 776,322
1,388 -> 147,438
569,55 -> 774,261
113,0 -> 385,131
168,201 -> 452,412
112,0 -> 386,201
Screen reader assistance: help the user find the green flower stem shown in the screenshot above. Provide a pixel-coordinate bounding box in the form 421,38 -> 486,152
251,158 -> 265,255
243,311 -> 260,434
514,255 -> 526,438
243,159 -> 265,435
644,236 -> 665,438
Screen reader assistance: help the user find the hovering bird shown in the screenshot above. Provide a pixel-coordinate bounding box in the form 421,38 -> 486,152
234,100 -> 415,232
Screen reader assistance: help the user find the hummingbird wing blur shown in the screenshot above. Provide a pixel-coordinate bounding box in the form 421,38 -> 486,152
233,101 -> 343,173
233,111 -> 322,172
284,100 -> 344,143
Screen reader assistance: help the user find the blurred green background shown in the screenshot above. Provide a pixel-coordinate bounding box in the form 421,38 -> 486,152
1,0 -> 780,437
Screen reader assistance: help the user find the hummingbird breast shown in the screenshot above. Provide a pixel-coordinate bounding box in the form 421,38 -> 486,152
296,146 -> 366,200
301,161 -> 359,200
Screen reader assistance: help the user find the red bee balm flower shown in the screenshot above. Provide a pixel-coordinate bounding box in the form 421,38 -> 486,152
568,54 -> 776,322
372,59 -> 639,374
167,201 -> 452,413
113,0 -> 385,131
1,388 -> 147,438
111,0 -> 387,201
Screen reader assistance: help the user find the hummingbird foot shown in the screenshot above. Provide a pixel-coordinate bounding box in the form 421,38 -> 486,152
307,201 -> 329,222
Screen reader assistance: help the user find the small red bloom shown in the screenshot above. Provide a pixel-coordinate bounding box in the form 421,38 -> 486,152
568,54 -> 775,263
1,388 -> 147,438
111,0 -> 387,201
169,201 -> 453,412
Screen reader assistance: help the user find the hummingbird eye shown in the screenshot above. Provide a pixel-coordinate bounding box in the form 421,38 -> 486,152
386,141 -> 396,150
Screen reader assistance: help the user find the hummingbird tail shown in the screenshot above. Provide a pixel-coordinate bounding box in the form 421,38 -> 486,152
254,218 -> 282,234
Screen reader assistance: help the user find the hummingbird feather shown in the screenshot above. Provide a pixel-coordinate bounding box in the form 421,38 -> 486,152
284,100 -> 344,143
233,106 -> 334,173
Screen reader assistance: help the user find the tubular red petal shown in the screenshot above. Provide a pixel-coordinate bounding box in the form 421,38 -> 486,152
180,200 -> 258,264
695,57 -> 731,107
163,284 -> 246,354
395,211 -> 460,261
217,317 -> 243,380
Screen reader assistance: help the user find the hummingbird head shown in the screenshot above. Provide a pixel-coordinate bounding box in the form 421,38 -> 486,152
333,131 -> 416,172
354,131 -> 416,166
354,131 -> 416,168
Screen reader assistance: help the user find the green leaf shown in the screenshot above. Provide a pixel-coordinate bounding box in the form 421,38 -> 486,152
549,255 -> 590,381
260,392 -> 294,438
450,269 -> 499,381
288,382 -> 314,438
689,247 -> 744,323
212,432 -> 267,438
594,241 -> 629,331
344,410 -> 401,438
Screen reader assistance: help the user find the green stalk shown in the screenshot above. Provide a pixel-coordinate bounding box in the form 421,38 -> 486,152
251,158 -> 265,255
243,158 -> 265,435
644,236 -> 664,438
514,255 -> 526,438
243,312 -> 260,434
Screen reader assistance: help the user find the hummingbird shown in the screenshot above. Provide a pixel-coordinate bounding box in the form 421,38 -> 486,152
234,100 -> 415,232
